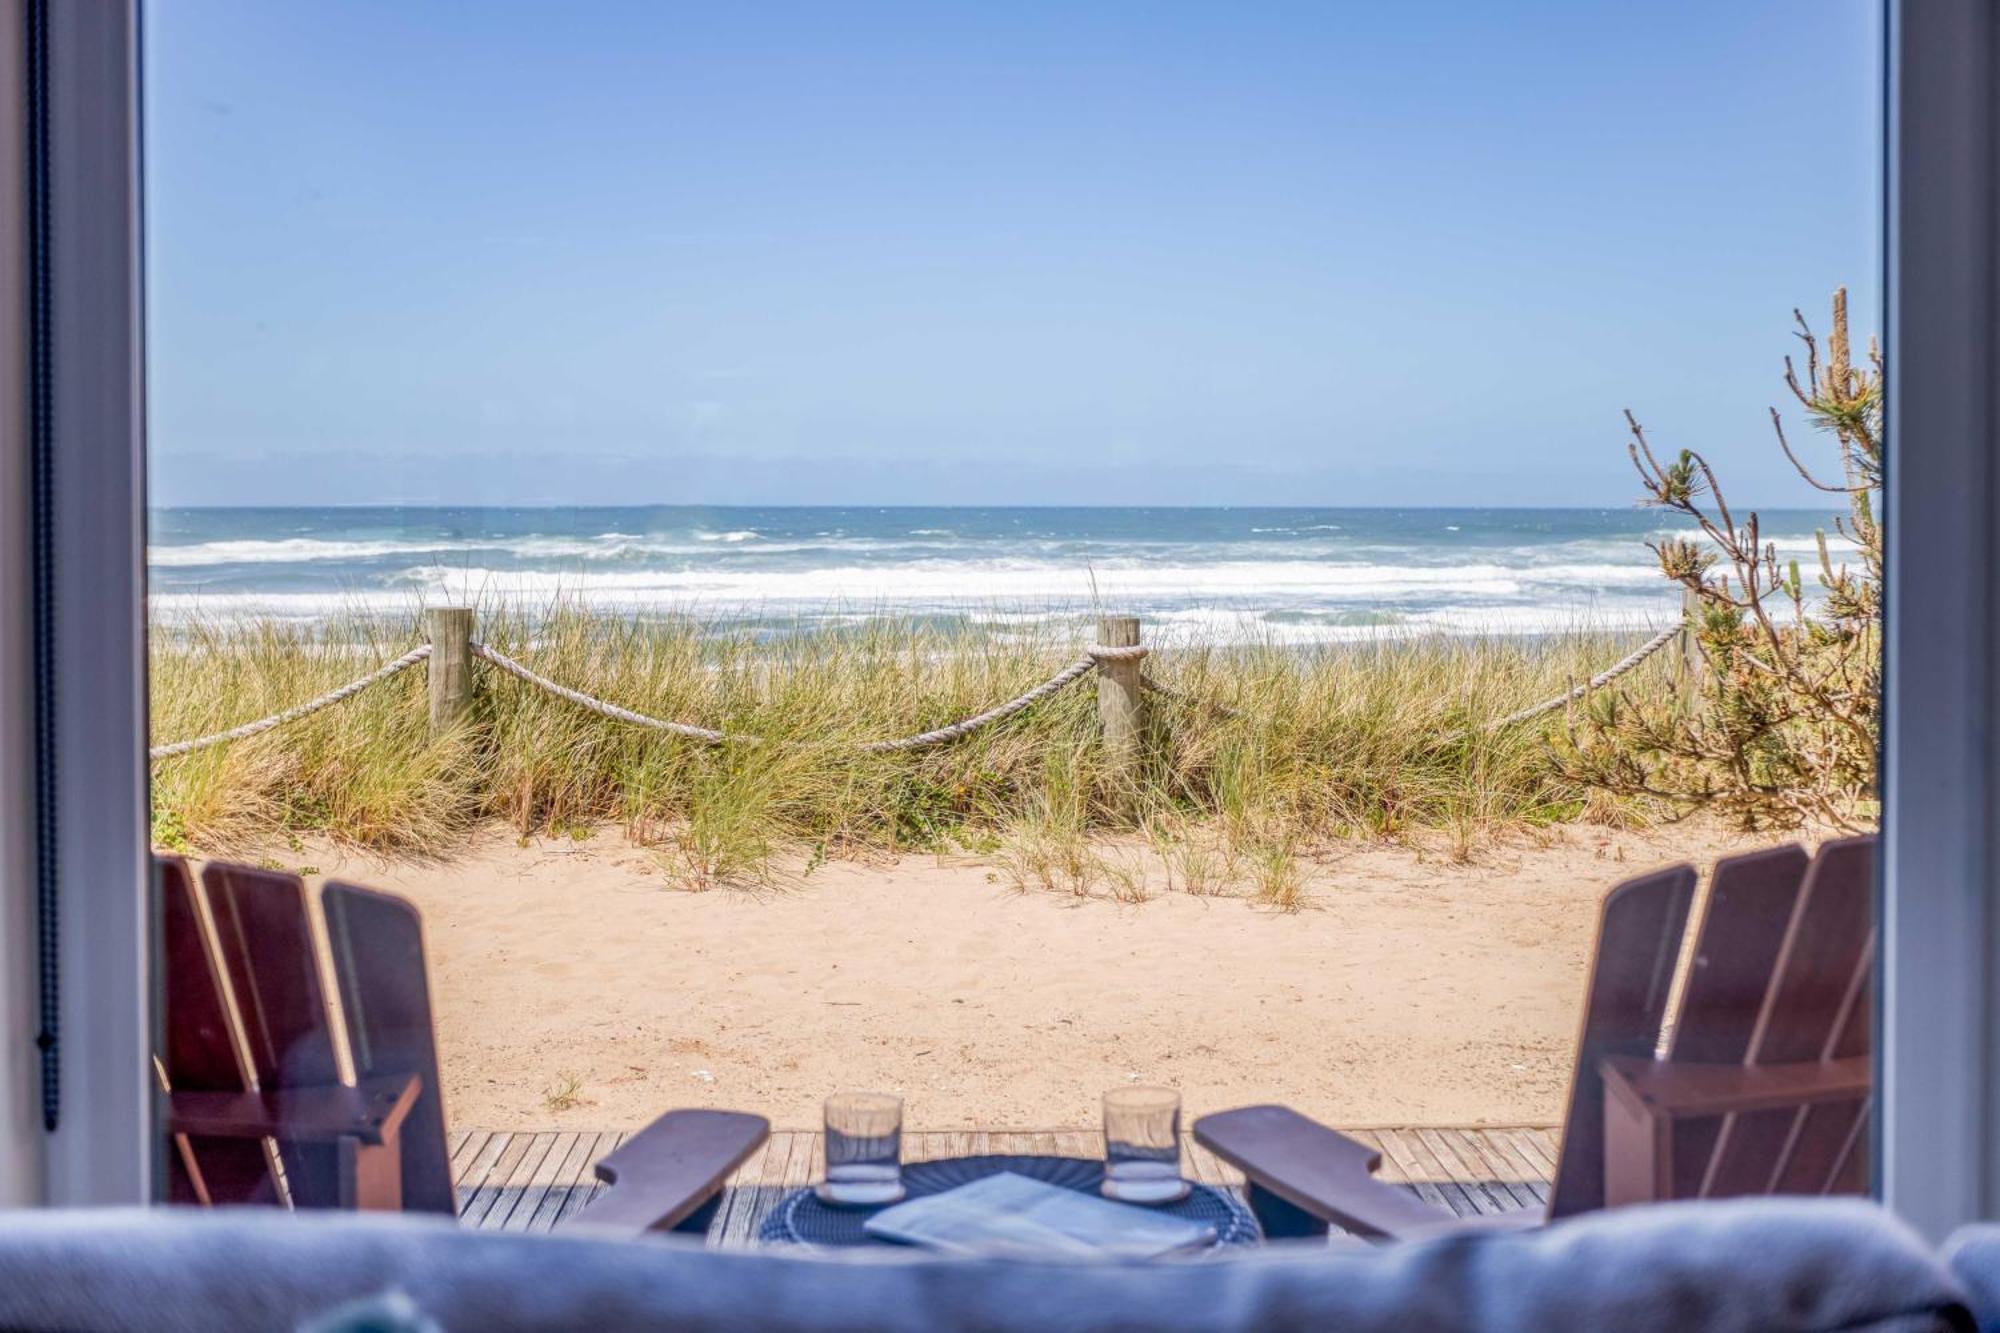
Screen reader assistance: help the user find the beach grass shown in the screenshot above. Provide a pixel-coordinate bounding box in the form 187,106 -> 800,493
149,605 -> 1669,895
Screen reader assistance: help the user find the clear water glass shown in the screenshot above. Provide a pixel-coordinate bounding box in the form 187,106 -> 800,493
819,1091 -> 905,1206
1102,1086 -> 1188,1204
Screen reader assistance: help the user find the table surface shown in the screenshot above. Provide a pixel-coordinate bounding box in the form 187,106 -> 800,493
756,1152 -> 1264,1248
451,1125 -> 1562,1244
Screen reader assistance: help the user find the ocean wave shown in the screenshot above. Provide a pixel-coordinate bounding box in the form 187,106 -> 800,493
1645,526 -> 1859,554
148,537 -> 460,566
361,558 -> 1672,603
148,531 -> 924,566
1129,602 -> 1672,645
153,527 -> 1797,575
149,586 -> 1680,644
142,507 -> 1845,645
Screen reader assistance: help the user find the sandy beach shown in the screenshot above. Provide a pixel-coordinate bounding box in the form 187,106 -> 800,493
280,818 -> 1768,1132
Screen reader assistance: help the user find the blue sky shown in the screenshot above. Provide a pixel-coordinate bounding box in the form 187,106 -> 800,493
145,0 -> 1879,507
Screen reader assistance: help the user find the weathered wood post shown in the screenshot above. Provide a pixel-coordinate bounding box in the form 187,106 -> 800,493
424,606 -> 476,733
1675,585 -> 1705,692
1096,615 -> 1145,812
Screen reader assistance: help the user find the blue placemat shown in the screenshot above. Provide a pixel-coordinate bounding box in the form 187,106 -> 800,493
757,1154 -> 1261,1248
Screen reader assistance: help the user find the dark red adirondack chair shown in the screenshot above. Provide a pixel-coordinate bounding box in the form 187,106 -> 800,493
159,856 -> 767,1234
1195,837 -> 1875,1239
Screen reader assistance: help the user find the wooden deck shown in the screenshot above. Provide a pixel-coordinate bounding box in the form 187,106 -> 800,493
452,1126 -> 1557,1244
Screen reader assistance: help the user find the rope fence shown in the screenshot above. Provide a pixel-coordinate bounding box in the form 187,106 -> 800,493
147,644 -> 432,760
1473,623 -> 1683,734
146,612 -> 1687,763
859,654 -> 1099,753
472,642 -> 741,746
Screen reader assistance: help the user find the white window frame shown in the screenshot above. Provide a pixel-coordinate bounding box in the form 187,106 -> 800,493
0,0 -> 38,1206
0,0 -> 150,1205
0,0 -> 1990,1228
1880,0 -> 2000,1240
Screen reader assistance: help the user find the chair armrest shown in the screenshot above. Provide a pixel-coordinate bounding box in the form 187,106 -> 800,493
1193,1105 -> 1467,1240
565,1109 -> 770,1236
167,1074 -> 420,1145
1600,1055 -> 1871,1120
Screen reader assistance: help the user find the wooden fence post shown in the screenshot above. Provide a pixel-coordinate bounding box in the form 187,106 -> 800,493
1096,615 -> 1145,809
424,606 -> 476,733
1676,586 -> 1706,692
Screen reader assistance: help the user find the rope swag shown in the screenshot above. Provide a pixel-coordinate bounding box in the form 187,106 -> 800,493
147,625 -> 1681,760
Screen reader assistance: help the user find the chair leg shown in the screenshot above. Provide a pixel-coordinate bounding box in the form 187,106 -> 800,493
673,1192 -> 724,1236
1602,1082 -> 1674,1208
1247,1183 -> 1331,1239
339,1136 -> 406,1211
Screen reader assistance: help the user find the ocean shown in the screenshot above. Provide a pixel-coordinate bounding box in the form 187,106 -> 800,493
147,505 -> 1849,644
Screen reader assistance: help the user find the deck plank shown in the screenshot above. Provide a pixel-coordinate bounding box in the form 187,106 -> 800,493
1367,1128 -> 1475,1218
467,1132 -> 537,1220
1181,1130 -> 1244,1189
1052,1129 -> 1095,1166
449,1129 -> 492,1214
521,1130 -> 604,1234
718,1130 -> 795,1247
553,1131 -> 623,1226
454,1132 -> 513,1220
1427,1129 -> 1535,1215
1508,1127 -> 1559,1180
728,1130 -> 811,1245
449,1130 -> 487,1174
1468,1129 -> 1552,1207
456,1124 -> 1554,1240
706,1130 -> 781,1249
476,1132 -> 560,1231
1343,1127 -> 1397,1180
499,1131 -> 580,1232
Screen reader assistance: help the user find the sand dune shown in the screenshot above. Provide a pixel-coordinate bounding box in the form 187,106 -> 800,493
290,820 -> 1764,1132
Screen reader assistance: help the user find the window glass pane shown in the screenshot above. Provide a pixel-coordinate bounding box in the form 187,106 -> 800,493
145,2 -> 1880,1230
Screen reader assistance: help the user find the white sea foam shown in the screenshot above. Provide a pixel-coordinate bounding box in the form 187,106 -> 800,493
147,586 -> 1680,642
147,509 -> 1804,644
148,537 -> 460,566
1645,526 -> 1860,555
148,531 -> 862,566
357,558 -> 1666,604
148,549 -> 1684,643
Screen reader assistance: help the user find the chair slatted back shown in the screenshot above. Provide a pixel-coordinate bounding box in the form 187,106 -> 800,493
1702,836 -> 1874,1198
198,863 -> 349,1204
323,881 -> 457,1214
1547,863 -> 1696,1219
1662,844 -> 1812,1198
158,856 -> 280,1205
1548,838 -> 1876,1216
165,859 -> 459,1212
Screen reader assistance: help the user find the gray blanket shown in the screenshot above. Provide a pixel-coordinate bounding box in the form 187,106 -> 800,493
1944,1225 -> 2000,1333
0,1198 -> 1970,1332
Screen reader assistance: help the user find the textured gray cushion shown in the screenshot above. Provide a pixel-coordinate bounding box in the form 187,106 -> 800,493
0,1199 -> 1969,1332
1944,1226 -> 2000,1332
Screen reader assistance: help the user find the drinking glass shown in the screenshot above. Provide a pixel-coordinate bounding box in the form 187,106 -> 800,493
818,1091 -> 905,1206
1101,1086 -> 1188,1203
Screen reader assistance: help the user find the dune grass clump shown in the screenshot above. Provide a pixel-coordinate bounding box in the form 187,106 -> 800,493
150,605 -> 1669,894
151,613 -> 485,854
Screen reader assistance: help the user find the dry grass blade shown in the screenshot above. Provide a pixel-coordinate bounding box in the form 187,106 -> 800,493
151,605 -> 1666,890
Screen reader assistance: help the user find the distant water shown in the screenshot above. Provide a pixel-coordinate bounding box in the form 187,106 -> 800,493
147,506 -> 1850,643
